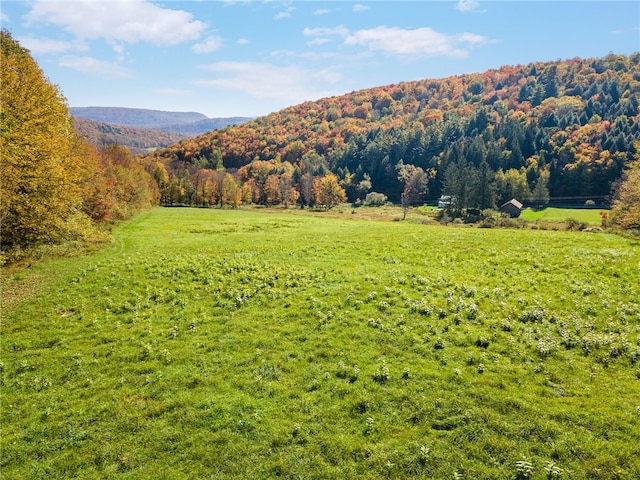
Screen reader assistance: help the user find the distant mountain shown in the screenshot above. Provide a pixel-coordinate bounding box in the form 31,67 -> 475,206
157,117 -> 256,135
71,107 -> 207,128
73,117 -> 189,156
71,106 -> 253,136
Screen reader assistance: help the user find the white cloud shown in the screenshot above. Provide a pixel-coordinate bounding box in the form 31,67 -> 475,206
455,0 -> 480,12
307,37 -> 333,47
193,35 -> 223,54
59,55 -> 134,78
18,36 -> 77,55
303,26 -> 349,49
457,32 -> 489,45
237,38 -> 251,45
270,48 -> 354,63
304,26 -> 351,38
353,4 -> 370,13
314,9 -> 331,16
274,2 -> 296,20
344,26 -> 488,58
611,26 -> 640,35
305,25 -> 492,59
26,0 -> 206,46
314,68 -> 342,84
195,61 -> 338,104
112,43 -> 125,56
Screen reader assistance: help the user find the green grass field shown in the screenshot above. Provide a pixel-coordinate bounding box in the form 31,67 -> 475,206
520,207 -> 604,225
2,207 -> 639,479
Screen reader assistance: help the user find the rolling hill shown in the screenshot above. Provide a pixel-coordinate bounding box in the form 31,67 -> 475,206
72,107 -> 254,155
71,106 -> 253,135
144,53 -> 640,207
71,106 -> 208,128
72,117 -> 189,156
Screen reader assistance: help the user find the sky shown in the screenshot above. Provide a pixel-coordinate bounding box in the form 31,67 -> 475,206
2,1 -> 639,118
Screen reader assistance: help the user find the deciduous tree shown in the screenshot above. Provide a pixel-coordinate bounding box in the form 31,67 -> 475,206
279,173 -> 299,207
314,174 -> 346,209
264,174 -> 282,205
1,31 -> 99,247
610,144 -> 640,229
299,173 -> 315,207
397,161 -> 428,219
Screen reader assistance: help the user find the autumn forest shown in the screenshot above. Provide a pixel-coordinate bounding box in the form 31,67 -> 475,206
145,53 -> 640,214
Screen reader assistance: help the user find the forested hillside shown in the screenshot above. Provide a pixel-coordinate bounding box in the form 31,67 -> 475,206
146,54 -> 640,209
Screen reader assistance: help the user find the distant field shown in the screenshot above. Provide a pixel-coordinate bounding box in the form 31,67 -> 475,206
520,207 -> 604,225
2,208 -> 639,479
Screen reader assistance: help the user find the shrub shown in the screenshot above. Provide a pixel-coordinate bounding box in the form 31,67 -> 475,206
364,192 -> 388,206
566,218 -> 588,231
544,461 -> 564,478
439,213 -> 453,225
409,300 -> 433,316
478,209 -> 499,227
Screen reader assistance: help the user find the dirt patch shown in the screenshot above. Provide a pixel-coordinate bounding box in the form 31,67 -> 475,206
1,268 -> 46,314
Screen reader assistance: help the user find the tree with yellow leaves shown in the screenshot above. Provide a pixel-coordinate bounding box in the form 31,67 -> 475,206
313,173 -> 346,209
1,30 -> 100,248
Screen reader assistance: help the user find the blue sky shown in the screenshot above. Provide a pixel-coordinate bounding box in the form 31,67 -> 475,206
2,1 -> 639,118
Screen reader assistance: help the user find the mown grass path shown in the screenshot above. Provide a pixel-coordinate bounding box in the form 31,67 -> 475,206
2,207 -> 639,479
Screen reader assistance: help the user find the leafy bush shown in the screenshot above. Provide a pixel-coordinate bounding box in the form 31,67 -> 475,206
365,192 -> 388,206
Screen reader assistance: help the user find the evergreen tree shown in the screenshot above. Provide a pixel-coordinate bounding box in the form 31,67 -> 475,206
443,160 -> 476,212
475,161 -> 497,209
531,171 -> 550,207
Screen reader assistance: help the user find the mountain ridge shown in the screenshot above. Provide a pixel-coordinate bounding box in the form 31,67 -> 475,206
71,106 -> 207,128
72,107 -> 254,153
71,106 -> 253,134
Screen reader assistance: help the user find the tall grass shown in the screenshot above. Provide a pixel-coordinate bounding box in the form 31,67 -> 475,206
2,207 -> 639,479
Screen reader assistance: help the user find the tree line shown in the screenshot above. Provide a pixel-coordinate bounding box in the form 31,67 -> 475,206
147,54 -> 639,211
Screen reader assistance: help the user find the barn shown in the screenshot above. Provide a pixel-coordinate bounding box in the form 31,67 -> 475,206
500,199 -> 523,218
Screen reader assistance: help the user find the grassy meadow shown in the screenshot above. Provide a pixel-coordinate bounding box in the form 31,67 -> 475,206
519,207 -> 603,225
2,207 -> 639,479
